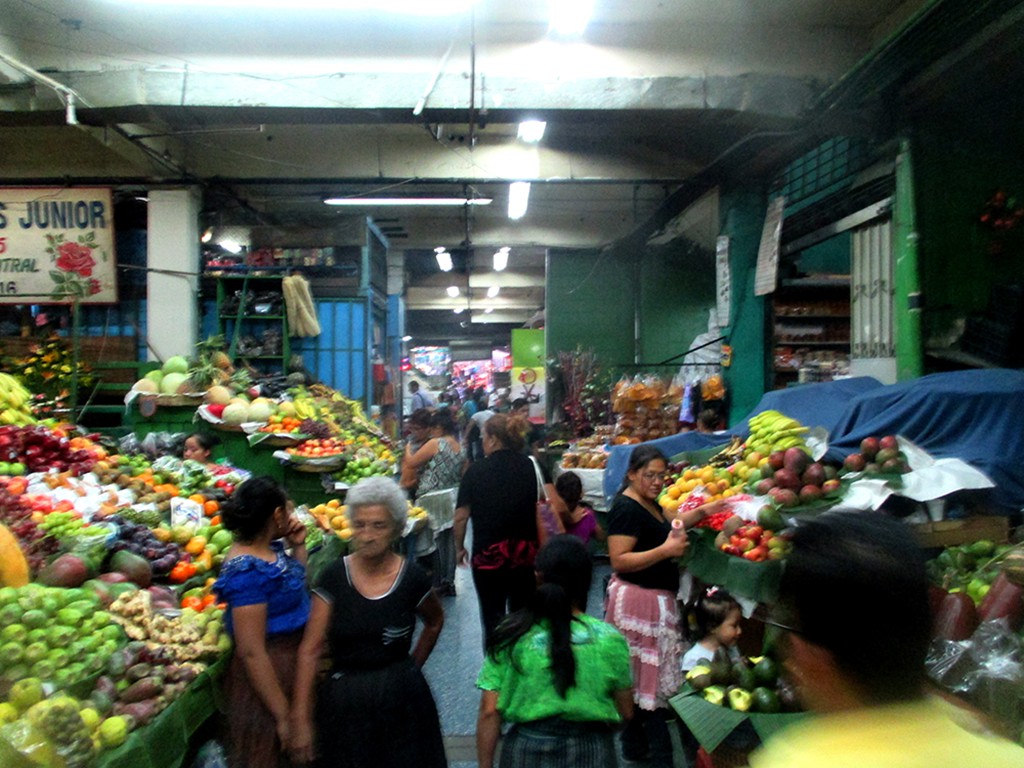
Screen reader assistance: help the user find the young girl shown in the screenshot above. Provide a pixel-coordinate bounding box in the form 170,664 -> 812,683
554,471 -> 605,547
681,586 -> 743,670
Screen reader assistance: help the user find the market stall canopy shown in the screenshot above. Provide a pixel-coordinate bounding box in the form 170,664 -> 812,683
826,369 -> 1024,511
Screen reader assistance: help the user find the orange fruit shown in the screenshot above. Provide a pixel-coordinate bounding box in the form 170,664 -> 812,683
204,500 -> 220,516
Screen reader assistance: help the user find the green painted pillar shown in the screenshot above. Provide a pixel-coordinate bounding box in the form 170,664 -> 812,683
893,138 -> 924,379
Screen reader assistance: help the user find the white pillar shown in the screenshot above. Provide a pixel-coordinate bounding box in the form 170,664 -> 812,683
146,188 -> 200,362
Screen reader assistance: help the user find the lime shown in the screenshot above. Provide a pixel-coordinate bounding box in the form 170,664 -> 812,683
8,677 -> 45,712
0,641 -> 24,668
0,586 -> 19,606
0,623 -> 27,644
22,610 -> 47,630
0,701 -> 18,724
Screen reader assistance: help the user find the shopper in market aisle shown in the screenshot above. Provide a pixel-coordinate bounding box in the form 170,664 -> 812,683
455,414 -> 547,647
182,431 -> 221,468
605,445 -> 722,768
404,408 -> 467,595
476,535 -> 634,768
409,380 -> 436,412
213,476 -> 310,768
399,407 -> 432,495
750,512 -> 1024,768
289,476 -> 447,768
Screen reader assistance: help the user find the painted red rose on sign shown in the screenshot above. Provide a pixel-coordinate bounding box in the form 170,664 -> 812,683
56,242 -> 96,277
88,279 -> 101,296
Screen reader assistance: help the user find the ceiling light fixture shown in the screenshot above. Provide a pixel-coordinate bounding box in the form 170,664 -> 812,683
434,246 -> 453,272
219,239 -> 243,254
508,182 -> 530,220
517,120 -> 547,143
487,285 -> 500,298
111,0 -> 479,12
446,286 -> 460,298
200,228 -> 213,244
493,247 -> 509,271
484,307 -> 494,314
402,335 -> 412,342
453,307 -> 465,314
550,0 -> 593,36
324,197 -> 492,207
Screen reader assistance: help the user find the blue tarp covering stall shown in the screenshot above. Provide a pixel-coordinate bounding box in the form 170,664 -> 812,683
826,369 -> 1024,511
602,377 -> 884,505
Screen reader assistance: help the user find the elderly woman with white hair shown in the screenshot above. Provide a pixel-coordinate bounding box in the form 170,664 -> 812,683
289,477 -> 447,768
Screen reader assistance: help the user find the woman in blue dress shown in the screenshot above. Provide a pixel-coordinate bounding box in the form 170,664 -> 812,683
213,476 -> 310,768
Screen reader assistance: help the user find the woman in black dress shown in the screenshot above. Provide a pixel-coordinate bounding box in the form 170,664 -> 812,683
289,477 -> 446,768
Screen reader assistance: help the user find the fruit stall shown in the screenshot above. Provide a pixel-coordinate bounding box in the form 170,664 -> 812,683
0,341 -> 413,766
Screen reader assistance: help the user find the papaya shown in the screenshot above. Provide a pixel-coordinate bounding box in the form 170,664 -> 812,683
933,591 -> 978,641
0,524 -> 29,587
977,573 -> 1024,632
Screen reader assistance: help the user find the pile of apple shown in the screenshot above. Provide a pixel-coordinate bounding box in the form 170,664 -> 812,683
0,425 -> 97,476
286,437 -> 348,459
750,447 -> 842,508
841,435 -> 911,475
718,523 -> 789,562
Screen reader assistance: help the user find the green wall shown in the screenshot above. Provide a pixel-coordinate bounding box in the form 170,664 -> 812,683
546,241 -> 717,374
914,126 -> 1024,344
546,247 -> 637,367
718,188 -> 769,424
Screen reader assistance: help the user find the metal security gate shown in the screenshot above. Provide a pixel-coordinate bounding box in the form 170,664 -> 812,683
851,218 -> 895,359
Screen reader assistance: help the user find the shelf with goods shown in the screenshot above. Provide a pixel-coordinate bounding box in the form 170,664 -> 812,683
211,273 -> 289,374
770,276 -> 851,389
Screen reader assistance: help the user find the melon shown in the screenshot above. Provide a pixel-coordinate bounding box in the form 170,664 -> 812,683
132,378 -> 159,394
277,400 -> 297,418
162,355 -> 190,376
222,402 -> 250,425
247,399 -> 275,424
205,385 -> 232,406
160,372 -> 189,395
144,369 -> 163,386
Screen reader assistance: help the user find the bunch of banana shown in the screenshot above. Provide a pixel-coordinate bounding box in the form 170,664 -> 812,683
292,395 -> 319,421
745,410 -> 809,456
708,436 -> 745,468
0,373 -> 36,425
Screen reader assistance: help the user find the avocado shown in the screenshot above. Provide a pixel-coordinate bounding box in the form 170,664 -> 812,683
709,647 -> 733,686
751,687 -> 781,713
726,686 -> 753,712
685,665 -> 714,691
731,662 -> 757,691
753,657 -> 779,687
702,685 -> 726,707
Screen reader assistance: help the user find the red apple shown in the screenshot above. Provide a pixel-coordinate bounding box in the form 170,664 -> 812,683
879,435 -> 899,451
843,453 -> 866,472
860,436 -> 880,459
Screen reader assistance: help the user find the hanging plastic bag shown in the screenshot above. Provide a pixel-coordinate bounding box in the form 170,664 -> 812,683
193,740 -> 229,768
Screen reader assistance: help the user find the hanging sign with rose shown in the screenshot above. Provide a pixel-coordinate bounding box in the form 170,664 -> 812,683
0,187 -> 117,304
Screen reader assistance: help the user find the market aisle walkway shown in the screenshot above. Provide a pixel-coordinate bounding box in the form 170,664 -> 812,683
422,557 -> 612,768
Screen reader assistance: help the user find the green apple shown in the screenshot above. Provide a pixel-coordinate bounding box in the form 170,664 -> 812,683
45,625 -> 75,648
8,677 -> 44,711
22,610 -> 47,630
0,622 -> 27,644
0,641 -> 24,668
45,648 -> 70,669
0,585 -> 20,606
7,462 -> 25,476
22,642 -> 48,665
31,658 -> 56,681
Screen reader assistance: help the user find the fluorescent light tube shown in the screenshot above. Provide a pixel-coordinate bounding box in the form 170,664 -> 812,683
111,0 -> 478,12
446,286 -> 460,298
517,121 -> 546,143
550,0 -> 593,36
434,248 -> 453,272
508,182 -> 530,220
487,285 -> 500,298
493,248 -> 509,271
402,335 -> 412,342
324,197 -> 492,207
220,239 -> 243,254
484,308 -> 494,314
453,307 -> 464,314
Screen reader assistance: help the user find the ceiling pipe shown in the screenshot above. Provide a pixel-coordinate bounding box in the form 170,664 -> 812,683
0,51 -> 87,125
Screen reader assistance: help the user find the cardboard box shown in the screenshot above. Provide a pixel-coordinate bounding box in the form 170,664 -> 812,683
911,515 -> 1010,548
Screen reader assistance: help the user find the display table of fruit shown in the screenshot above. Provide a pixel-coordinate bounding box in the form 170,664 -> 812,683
669,644 -> 805,756
0,421 -> 238,767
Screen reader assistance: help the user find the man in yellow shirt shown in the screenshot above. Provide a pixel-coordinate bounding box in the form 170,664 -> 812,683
750,512 -> 1023,768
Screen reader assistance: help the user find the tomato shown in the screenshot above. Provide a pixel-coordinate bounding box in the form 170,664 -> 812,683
181,595 -> 204,611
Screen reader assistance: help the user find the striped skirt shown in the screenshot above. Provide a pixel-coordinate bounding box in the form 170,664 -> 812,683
604,575 -> 683,711
501,718 -> 616,768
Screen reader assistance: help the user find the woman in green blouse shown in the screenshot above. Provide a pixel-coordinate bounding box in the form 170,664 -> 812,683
476,535 -> 634,768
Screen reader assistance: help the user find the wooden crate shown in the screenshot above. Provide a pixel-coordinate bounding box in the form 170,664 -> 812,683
911,515 -> 1010,548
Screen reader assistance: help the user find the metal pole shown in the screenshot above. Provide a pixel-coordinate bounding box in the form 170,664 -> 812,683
893,137 -> 924,379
